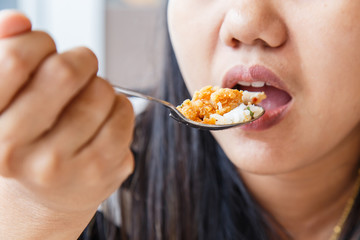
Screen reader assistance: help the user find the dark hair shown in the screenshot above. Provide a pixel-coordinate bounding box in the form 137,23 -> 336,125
117,2 -> 360,240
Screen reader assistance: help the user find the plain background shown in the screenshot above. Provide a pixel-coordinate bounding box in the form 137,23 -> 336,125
0,0 -> 164,89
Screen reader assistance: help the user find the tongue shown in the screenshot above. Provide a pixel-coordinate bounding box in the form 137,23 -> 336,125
240,85 -> 291,111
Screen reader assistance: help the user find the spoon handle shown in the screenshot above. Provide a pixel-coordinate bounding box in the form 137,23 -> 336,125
112,85 -> 174,109
112,85 -> 194,125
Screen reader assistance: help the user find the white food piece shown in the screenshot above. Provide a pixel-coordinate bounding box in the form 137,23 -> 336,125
242,90 -> 266,104
210,103 -> 264,125
217,102 -> 223,111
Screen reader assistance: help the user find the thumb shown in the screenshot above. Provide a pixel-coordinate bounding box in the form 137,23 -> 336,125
0,10 -> 32,39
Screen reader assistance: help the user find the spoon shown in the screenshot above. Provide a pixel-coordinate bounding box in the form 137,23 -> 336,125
113,85 -> 265,130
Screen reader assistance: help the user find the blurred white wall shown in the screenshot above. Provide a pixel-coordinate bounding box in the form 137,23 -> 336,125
1,0 -> 164,88
18,0 -> 106,76
106,3 -> 164,88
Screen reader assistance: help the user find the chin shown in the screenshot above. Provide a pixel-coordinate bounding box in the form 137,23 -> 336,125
227,151 -> 290,175
213,131 -> 305,176
232,157 -> 294,176
211,109 -> 308,174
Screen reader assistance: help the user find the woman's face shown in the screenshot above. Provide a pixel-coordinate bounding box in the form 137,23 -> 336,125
168,0 -> 360,174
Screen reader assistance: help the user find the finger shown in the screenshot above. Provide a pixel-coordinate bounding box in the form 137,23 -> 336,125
0,10 -> 32,38
0,31 -> 57,111
79,94 -> 135,155
0,47 -> 99,146
76,94 -> 135,184
35,77 -> 116,158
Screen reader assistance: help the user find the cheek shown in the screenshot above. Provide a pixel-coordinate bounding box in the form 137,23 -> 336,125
292,5 -> 360,129
167,1 -> 222,94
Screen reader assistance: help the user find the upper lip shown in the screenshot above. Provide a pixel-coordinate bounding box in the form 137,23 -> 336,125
222,65 -> 289,93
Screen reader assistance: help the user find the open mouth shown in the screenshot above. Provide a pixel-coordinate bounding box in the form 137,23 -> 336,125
222,65 -> 293,130
233,82 -> 292,111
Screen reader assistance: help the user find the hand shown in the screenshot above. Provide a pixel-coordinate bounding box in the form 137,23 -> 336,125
0,10 -> 135,239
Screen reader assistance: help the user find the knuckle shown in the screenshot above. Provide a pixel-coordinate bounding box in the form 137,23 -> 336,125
116,94 -> 135,123
0,139 -> 17,177
34,31 -> 57,53
39,31 -> 56,44
0,47 -> 29,74
114,96 -> 136,138
33,31 -> 57,50
74,47 -> 99,71
31,149 -> 62,186
94,77 -> 115,97
45,47 -> 99,88
87,77 -> 116,112
49,55 -> 79,86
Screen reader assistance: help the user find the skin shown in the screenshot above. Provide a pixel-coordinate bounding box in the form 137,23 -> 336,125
168,0 -> 360,239
1,1 -> 360,239
0,10 -> 135,239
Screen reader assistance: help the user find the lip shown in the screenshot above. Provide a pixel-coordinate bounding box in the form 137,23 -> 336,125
222,65 -> 289,91
222,65 -> 292,131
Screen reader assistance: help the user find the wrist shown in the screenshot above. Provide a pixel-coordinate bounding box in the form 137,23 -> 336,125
0,177 -> 96,240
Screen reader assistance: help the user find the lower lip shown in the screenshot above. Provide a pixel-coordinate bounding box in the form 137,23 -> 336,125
240,101 -> 292,131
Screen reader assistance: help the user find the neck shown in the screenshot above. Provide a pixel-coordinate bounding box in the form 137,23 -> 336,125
240,134 -> 360,239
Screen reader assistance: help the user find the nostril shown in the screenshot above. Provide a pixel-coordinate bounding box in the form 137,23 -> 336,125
228,37 -> 272,49
231,38 -> 240,48
254,38 -> 272,48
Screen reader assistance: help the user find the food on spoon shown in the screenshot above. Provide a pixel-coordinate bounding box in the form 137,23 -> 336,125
177,86 -> 266,125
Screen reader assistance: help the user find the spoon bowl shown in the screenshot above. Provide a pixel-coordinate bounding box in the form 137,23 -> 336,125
113,85 -> 265,130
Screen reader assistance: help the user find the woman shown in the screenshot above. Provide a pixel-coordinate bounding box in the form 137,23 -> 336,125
0,0 -> 360,239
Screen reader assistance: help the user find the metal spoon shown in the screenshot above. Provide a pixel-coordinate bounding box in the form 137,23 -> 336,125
113,85 -> 265,130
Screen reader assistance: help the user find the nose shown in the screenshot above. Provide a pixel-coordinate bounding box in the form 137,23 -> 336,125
219,1 -> 288,48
